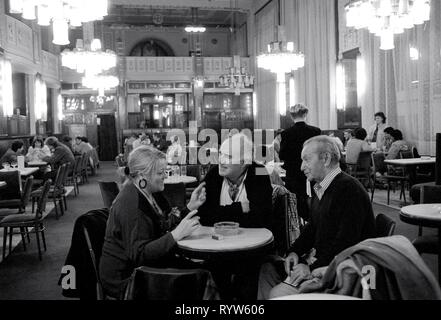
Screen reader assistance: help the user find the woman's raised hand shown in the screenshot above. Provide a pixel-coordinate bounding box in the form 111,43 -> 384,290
170,210 -> 200,241
187,182 -> 206,211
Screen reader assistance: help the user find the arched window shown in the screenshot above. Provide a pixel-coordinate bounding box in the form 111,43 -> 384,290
129,39 -> 175,57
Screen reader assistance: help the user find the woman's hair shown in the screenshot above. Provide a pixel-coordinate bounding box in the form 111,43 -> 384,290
11,140 -> 24,152
391,129 -> 403,141
354,127 -> 368,140
384,127 -> 394,135
80,136 -> 89,143
374,112 -> 387,124
124,145 -> 166,182
32,138 -> 44,148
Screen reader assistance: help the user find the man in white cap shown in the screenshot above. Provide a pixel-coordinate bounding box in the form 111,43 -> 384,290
197,133 -> 273,299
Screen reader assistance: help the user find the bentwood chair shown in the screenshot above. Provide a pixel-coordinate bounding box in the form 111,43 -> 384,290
66,156 -> 82,196
31,164 -> 67,219
0,175 -> 34,215
124,266 -> 219,300
375,213 -> 396,237
0,179 -> 51,260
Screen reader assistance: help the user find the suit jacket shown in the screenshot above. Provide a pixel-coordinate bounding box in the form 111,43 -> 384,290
279,122 -> 321,195
198,163 -> 273,228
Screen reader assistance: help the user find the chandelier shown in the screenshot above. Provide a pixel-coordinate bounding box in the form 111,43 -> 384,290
61,39 -> 117,77
219,66 -> 254,91
9,0 -> 108,45
257,41 -> 305,81
345,0 -> 431,50
82,75 -> 119,97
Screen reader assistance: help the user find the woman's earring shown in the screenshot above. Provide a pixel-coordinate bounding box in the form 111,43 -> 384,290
138,178 -> 148,189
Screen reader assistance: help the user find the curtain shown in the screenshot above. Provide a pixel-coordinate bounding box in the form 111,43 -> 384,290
288,0 -> 337,129
392,0 -> 441,155
254,0 -> 279,129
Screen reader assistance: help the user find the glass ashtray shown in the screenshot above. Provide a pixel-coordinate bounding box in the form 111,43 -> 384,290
214,222 -> 240,237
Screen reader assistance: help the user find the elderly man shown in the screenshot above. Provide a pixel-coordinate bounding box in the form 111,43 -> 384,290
197,133 -> 273,299
258,135 -> 375,299
43,136 -> 76,178
198,133 -> 272,228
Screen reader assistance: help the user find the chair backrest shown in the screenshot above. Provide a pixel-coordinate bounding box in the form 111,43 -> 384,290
0,170 -> 21,200
371,152 -> 385,174
420,185 -> 441,204
399,150 -> 414,159
36,180 -> 52,219
163,182 -> 186,208
124,266 -> 217,300
98,181 -> 120,208
73,156 -> 82,175
81,153 -> 89,170
375,213 -> 396,237
21,175 -> 34,208
61,163 -> 71,187
357,151 -> 373,171
271,191 -> 291,256
54,164 -> 67,189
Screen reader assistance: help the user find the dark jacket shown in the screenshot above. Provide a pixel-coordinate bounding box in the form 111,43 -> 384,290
198,163 -> 273,228
290,172 -> 376,270
43,143 -> 75,172
279,122 -> 321,195
59,208 -> 109,300
99,182 -> 189,299
0,148 -> 19,166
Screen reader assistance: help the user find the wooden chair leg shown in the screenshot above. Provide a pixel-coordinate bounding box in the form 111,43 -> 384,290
25,227 -> 30,243
53,198 -> 59,219
63,195 -> 67,210
40,224 -> 47,251
59,197 -> 65,216
387,182 -> 391,205
8,227 -> 13,256
2,227 -> 7,260
32,198 -> 35,213
35,224 -> 42,261
20,227 -> 27,251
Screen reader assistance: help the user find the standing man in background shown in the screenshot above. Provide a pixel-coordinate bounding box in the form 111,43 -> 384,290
279,104 -> 321,220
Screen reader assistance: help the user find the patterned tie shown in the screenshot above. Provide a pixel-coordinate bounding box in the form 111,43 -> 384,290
314,183 -> 323,200
228,183 -> 239,201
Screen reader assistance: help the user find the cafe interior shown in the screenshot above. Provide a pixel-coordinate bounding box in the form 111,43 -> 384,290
0,0 -> 441,301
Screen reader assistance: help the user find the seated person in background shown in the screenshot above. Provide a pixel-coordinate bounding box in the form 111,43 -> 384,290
140,134 -> 151,146
26,137 -> 51,162
132,133 -> 146,150
99,146 -> 207,299
166,135 -> 183,164
197,133 -> 273,299
382,127 -> 395,153
61,135 -> 75,155
152,131 -> 168,153
343,129 -> 353,150
258,135 -> 375,299
345,128 -> 375,164
74,136 -> 93,155
386,129 -> 413,160
43,137 -> 76,177
0,140 -> 24,166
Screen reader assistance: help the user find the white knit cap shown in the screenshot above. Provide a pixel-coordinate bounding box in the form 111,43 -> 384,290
219,133 -> 253,164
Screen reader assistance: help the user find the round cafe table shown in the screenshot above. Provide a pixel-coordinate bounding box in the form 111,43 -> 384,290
271,293 -> 362,300
400,204 -> 441,284
164,175 -> 197,185
177,226 -> 274,260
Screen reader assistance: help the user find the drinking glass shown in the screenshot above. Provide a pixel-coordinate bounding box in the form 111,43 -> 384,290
11,161 -> 17,169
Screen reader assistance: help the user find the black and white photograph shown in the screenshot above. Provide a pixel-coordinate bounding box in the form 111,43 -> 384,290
0,0 -> 441,312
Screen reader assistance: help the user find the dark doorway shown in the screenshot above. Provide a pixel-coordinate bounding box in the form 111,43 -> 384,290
97,114 -> 118,161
